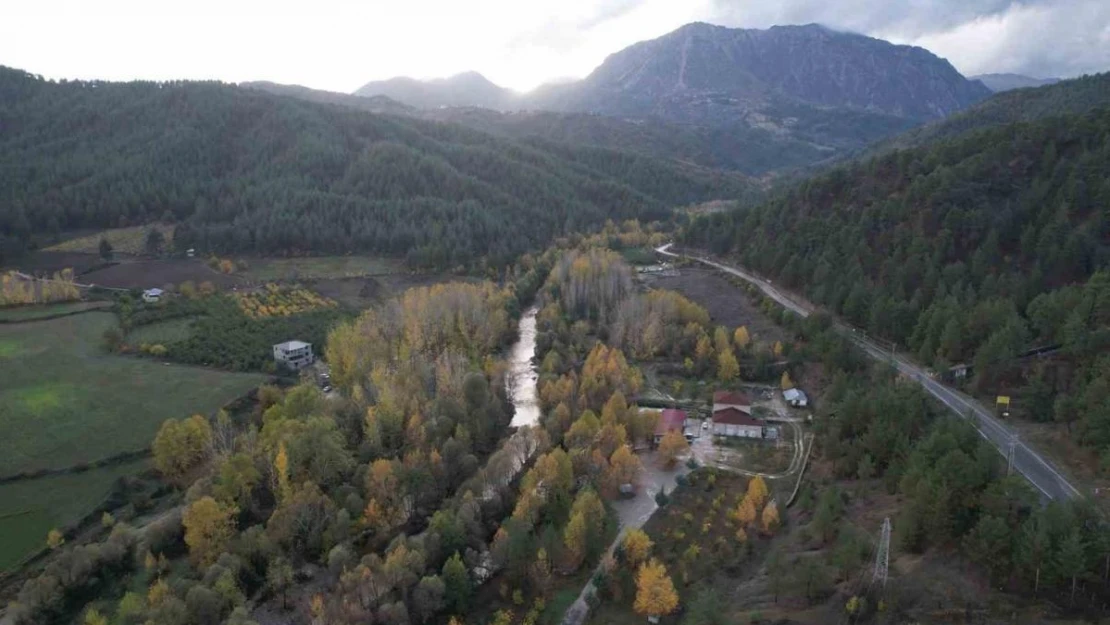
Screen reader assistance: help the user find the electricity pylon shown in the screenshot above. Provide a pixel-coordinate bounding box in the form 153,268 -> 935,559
872,517 -> 891,587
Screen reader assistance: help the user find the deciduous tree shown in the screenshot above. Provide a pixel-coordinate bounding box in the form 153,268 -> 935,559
622,529 -> 653,566
183,496 -> 238,568
717,349 -> 739,382
733,326 -> 751,350
658,430 -> 689,469
633,559 -> 678,618
152,415 -> 213,483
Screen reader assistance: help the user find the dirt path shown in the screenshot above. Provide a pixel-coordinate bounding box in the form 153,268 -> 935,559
561,453 -> 689,625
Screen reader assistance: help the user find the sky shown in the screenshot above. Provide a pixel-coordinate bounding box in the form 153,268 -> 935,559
2,0 -> 1108,92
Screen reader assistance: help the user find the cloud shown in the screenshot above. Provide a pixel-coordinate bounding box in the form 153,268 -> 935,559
0,0 -> 1105,92
704,0 -> 1110,78
904,0 -> 1110,78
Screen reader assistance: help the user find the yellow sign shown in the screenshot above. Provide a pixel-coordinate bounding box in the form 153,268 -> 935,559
996,396 -> 1011,406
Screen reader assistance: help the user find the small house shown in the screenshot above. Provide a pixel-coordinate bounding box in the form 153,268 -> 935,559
273,340 -> 314,370
142,288 -> 164,303
712,407 -> 763,439
653,408 -> 687,445
784,388 -> 808,408
712,390 -> 752,415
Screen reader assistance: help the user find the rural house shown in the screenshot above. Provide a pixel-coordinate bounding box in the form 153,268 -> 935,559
142,288 -> 164,303
784,387 -> 809,407
712,390 -> 752,415
653,408 -> 687,445
712,407 -> 764,439
273,340 -> 314,370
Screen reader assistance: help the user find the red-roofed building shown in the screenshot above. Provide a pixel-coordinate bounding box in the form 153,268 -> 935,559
712,391 -> 752,415
653,408 -> 687,445
712,407 -> 763,439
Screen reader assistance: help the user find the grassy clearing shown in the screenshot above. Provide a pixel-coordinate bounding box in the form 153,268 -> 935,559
126,317 -> 197,345
0,312 -> 265,475
244,256 -> 403,281
0,301 -> 111,322
0,459 -> 149,571
46,224 -> 175,255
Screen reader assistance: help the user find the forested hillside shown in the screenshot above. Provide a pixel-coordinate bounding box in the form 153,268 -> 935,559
248,80 -> 896,175
889,72 -> 1110,150
685,108 -> 1110,458
0,67 -> 748,268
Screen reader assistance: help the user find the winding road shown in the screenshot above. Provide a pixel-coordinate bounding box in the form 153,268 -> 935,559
657,244 -> 1082,502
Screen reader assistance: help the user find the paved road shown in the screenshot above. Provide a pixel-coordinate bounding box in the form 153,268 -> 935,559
657,245 -> 1081,502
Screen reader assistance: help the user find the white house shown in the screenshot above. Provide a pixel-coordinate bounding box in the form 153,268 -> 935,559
273,340 -> 314,370
784,388 -> 809,408
142,288 -> 164,303
712,407 -> 763,439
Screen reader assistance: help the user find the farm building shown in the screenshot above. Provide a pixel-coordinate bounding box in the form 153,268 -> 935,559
142,288 -> 164,303
713,390 -> 752,415
273,340 -> 314,370
654,408 -> 687,445
712,407 -> 763,439
784,388 -> 809,407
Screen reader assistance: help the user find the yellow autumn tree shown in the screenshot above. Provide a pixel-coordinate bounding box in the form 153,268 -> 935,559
622,529 -> 653,566
152,414 -> 213,483
717,349 -> 740,382
713,326 -> 731,355
633,559 -> 679,618
563,511 -> 590,571
46,529 -> 65,550
781,371 -> 795,390
733,497 -> 757,527
735,527 -> 748,543
148,578 -> 171,607
773,341 -> 784,358
273,442 -> 292,502
564,488 -> 606,570
182,496 -> 238,568
733,326 -> 751,350
761,500 -> 781,534
747,476 -> 769,510
84,609 -> 107,625
606,444 -> 643,493
695,334 -> 714,367
657,430 -> 689,469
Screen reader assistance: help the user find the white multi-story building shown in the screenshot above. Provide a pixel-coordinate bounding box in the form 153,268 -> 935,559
273,340 -> 314,370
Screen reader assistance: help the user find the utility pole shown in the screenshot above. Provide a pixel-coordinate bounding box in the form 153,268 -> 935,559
872,517 -> 891,588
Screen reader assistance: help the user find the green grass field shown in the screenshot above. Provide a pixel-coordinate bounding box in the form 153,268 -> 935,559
0,312 -> 265,476
0,301 -> 112,322
244,256 -> 402,281
126,317 -> 197,345
46,224 -> 174,255
0,459 -> 149,571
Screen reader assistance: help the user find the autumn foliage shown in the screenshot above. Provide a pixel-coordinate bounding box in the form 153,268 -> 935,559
658,430 -> 689,469
633,559 -> 679,617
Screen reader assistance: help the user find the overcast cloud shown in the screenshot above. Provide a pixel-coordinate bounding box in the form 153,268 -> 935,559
1,0 -> 1106,92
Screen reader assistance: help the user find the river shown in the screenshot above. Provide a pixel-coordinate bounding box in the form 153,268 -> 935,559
508,306 -> 540,427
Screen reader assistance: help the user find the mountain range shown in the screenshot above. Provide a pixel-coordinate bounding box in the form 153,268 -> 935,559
971,73 -> 1060,93
355,71 -> 514,110
357,24 -> 991,124
351,23 -> 992,173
